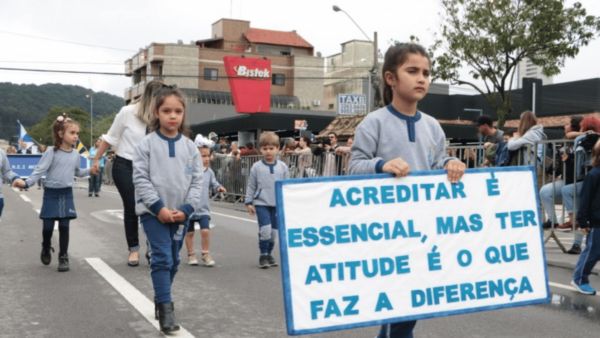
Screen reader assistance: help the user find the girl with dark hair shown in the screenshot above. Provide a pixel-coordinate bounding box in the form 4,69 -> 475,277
349,43 -> 465,338
17,115 -> 91,272
133,86 -> 202,332
91,80 -> 164,266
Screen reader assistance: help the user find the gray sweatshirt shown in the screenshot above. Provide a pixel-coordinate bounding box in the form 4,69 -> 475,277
349,106 -> 454,175
1,149 -> 20,198
190,167 -> 222,219
245,159 -> 289,207
133,131 -> 203,219
507,125 -> 546,165
25,147 -> 90,188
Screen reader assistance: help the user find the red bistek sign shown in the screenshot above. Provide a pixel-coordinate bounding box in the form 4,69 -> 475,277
223,56 -> 272,114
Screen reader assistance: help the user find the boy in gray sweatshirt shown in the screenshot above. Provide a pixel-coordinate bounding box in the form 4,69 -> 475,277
0,149 -> 24,217
245,132 -> 289,268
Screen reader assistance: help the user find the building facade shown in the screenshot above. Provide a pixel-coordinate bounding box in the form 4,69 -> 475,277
124,19 -> 324,109
516,58 -> 554,89
323,40 -> 449,113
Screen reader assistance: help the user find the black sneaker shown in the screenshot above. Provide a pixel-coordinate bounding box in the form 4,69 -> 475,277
267,254 -> 278,267
40,245 -> 54,265
58,253 -> 70,272
258,255 -> 270,269
88,193 -> 92,197
568,244 -> 582,255
542,220 -> 558,229
95,193 -> 99,197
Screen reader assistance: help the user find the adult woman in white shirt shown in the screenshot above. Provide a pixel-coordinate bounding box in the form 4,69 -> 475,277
91,81 -> 163,266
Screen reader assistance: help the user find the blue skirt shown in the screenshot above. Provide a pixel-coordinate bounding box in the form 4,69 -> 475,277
40,187 -> 77,219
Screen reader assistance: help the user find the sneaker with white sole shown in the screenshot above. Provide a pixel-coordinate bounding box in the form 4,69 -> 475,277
187,254 -> 199,266
267,254 -> 278,267
201,253 -> 215,267
571,280 -> 596,295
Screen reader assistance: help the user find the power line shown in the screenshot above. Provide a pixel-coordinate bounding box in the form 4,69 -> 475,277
0,66 -> 371,80
0,30 -> 137,53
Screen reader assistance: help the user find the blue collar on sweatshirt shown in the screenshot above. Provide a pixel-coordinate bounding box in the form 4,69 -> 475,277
386,105 -> 422,143
261,159 -> 277,174
155,130 -> 182,157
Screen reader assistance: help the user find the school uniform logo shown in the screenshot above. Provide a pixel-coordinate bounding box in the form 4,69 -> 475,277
428,147 -> 436,166
185,158 -> 193,175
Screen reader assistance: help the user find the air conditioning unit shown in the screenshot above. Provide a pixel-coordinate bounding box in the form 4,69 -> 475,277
313,100 -> 321,106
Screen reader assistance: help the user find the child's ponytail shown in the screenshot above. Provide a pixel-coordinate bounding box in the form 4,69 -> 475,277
381,43 -> 430,106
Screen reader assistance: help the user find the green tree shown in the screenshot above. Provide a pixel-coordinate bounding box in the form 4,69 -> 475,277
430,0 -> 600,128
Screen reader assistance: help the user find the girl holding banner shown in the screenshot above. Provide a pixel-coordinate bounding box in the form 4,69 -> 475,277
349,43 -> 465,338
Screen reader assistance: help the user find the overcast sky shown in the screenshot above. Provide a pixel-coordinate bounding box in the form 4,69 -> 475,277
1,0 -> 599,98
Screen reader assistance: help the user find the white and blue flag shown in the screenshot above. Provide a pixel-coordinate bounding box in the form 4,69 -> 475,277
18,120 -> 35,151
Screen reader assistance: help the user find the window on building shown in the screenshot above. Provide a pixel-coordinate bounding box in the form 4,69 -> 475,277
280,51 -> 291,56
329,103 -> 334,109
204,68 -> 218,81
272,74 -> 285,86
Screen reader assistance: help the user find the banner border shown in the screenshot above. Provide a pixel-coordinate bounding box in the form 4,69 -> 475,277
276,166 -> 551,335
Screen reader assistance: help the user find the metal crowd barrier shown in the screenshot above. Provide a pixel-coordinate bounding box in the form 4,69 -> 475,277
447,140 -> 587,253
209,152 -> 351,202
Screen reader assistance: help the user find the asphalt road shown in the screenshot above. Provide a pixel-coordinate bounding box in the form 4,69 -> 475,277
1,179 -> 600,338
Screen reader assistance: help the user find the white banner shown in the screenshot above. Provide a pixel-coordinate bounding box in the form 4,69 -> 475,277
276,167 -> 550,335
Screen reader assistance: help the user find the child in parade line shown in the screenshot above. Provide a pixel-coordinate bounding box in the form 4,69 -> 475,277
185,134 -> 226,267
571,139 -> 600,295
132,85 -> 202,333
245,131 -> 290,268
349,43 -> 465,338
1,149 -> 25,217
15,114 -> 91,272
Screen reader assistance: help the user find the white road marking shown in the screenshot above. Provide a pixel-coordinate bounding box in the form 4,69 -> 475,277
20,195 -> 31,202
86,258 -> 195,337
12,187 -> 19,192
549,281 -> 600,297
211,211 -> 257,223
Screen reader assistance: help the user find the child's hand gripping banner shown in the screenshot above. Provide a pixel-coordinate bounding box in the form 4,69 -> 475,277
276,167 -> 550,335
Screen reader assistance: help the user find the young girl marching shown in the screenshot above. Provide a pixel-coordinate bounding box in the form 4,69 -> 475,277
133,86 -> 202,333
16,114 -> 91,272
349,43 -> 465,338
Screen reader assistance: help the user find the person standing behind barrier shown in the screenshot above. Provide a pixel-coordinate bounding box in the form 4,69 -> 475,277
539,116 -> 583,232
349,43 -> 465,338
245,131 -> 289,269
477,115 -> 504,150
91,80 -> 164,267
88,139 -> 104,197
17,115 -> 91,272
185,135 -> 226,267
555,116 -> 600,253
133,86 -> 202,333
571,138 -> 600,295
294,136 -> 312,177
507,111 -> 546,165
335,137 -> 354,175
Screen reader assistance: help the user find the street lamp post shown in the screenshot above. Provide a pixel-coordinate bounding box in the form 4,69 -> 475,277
333,5 -> 378,113
86,94 -> 93,149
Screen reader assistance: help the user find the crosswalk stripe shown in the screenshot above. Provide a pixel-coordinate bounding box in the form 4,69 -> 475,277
86,258 -> 195,337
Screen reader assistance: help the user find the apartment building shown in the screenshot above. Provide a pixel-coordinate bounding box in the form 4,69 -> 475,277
124,19 -> 324,109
